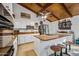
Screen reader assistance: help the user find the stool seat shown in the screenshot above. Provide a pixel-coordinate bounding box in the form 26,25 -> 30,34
57,44 -> 65,48
66,41 -> 73,45
65,41 -> 73,52
50,45 -> 61,52
50,45 -> 62,56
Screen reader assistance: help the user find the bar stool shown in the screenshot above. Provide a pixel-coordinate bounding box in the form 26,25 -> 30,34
62,41 -> 73,55
50,45 -> 61,56
57,44 -> 65,56
66,41 -> 73,50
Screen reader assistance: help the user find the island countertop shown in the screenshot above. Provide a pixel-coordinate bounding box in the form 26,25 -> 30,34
35,34 -> 68,41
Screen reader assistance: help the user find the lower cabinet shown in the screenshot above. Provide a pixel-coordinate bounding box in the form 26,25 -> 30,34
18,35 -> 34,45
13,38 -> 17,56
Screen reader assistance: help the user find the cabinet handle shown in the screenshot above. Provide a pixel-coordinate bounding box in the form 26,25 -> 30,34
6,6 -> 9,8
6,6 -> 10,11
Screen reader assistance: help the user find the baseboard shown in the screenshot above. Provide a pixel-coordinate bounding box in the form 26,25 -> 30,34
33,49 -> 39,56
17,41 -> 34,46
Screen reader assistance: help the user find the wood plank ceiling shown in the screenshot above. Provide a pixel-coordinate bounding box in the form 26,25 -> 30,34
18,3 -> 79,22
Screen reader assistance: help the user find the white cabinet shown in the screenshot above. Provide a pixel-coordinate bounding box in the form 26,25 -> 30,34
34,36 -> 67,56
13,37 -> 17,56
0,35 -> 13,48
2,3 -> 13,16
0,30 -> 14,48
18,35 -> 34,45
0,3 -> 14,23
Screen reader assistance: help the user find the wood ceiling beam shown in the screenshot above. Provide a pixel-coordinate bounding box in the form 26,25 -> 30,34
51,13 -> 60,20
36,3 -> 43,7
18,3 -> 38,15
47,18 -> 57,22
44,3 -> 52,8
61,3 -> 72,17
46,19 -> 52,22
36,3 -> 53,12
41,3 -> 53,12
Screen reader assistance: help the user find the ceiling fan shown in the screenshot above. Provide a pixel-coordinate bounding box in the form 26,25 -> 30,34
37,10 -> 51,19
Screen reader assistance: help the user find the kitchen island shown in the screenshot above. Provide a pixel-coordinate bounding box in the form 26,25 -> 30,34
34,34 -> 72,56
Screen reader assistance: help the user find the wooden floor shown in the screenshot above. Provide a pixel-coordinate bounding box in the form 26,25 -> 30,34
16,42 -> 79,56
16,42 -> 37,56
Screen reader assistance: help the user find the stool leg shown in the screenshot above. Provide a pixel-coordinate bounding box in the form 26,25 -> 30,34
64,44 -> 71,56
60,48 -> 62,56
54,52 -> 56,56
65,44 -> 68,54
69,45 -> 71,50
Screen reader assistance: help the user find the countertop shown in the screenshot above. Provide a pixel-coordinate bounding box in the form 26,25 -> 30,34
35,34 -> 68,41
18,32 -> 39,35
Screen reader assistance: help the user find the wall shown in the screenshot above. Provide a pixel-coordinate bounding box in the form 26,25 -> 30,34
48,21 -> 58,34
71,15 -> 79,39
13,4 -> 50,29
50,15 -> 79,39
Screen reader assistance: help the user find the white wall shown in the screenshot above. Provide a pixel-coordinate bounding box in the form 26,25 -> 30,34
13,4 -> 50,29
49,21 -> 58,34
50,15 -> 79,39
71,15 -> 79,39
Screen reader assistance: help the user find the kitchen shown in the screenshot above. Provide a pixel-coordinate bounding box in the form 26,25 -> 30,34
0,3 -> 79,56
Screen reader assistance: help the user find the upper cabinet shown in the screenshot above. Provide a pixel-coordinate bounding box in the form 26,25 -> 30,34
58,19 -> 72,30
2,3 -> 13,16
0,3 -> 14,23
0,3 -> 14,29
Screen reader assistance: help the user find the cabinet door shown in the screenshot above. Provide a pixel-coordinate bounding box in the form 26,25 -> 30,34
17,37 -> 20,44
13,38 -> 17,56
18,35 -> 26,44
18,35 -> 34,45
45,25 -> 49,34
2,3 -> 13,15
